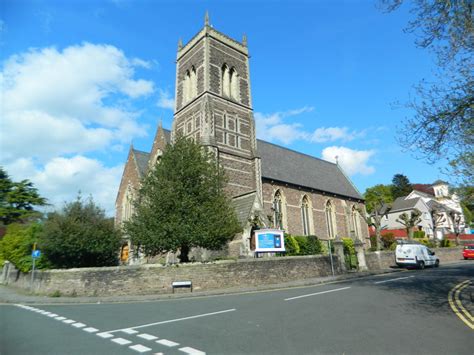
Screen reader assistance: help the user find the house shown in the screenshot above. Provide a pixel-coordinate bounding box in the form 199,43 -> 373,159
381,180 -> 468,240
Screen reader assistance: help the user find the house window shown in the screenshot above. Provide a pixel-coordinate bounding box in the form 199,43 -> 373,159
301,196 -> 311,236
325,200 -> 337,239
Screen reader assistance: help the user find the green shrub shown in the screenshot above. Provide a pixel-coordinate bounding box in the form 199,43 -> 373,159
369,235 -> 377,251
413,230 -> 426,239
440,239 -> 453,248
381,233 -> 396,249
0,223 -> 48,272
419,238 -> 437,248
342,238 -> 355,255
293,235 -> 322,255
284,235 -> 300,255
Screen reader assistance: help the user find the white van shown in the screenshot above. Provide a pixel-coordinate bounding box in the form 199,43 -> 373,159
395,243 -> 440,269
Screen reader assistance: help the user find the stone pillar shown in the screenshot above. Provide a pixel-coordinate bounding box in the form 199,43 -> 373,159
354,239 -> 368,271
333,238 -> 346,272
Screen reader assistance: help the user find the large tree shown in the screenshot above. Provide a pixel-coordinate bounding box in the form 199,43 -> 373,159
391,173 -> 412,199
39,195 -> 121,268
0,167 -> 47,225
364,184 -> 393,213
124,136 -> 242,263
381,1 -> 473,184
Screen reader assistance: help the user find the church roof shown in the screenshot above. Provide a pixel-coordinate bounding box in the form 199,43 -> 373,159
232,192 -> 258,226
148,128 -> 362,200
132,149 -> 151,177
257,140 -> 362,200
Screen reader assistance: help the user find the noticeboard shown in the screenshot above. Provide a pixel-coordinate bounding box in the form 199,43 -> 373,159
254,229 -> 285,252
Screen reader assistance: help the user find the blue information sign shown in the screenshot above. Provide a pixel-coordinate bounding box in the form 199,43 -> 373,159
32,250 -> 41,258
254,229 -> 285,252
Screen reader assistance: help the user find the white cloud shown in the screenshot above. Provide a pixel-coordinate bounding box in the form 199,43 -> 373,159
6,156 -> 123,216
321,146 -> 375,176
1,43 -> 153,163
255,107 -> 364,145
157,89 -> 175,110
0,43 -> 157,215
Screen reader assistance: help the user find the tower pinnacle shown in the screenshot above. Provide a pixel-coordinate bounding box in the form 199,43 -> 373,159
205,11 -> 209,26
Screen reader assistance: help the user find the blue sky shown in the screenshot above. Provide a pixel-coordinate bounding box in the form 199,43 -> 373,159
1,0 -> 447,215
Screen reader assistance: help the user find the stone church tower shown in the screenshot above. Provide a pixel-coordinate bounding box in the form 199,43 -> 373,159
172,13 -> 265,255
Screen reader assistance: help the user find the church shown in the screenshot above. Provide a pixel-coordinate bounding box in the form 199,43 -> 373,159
115,15 -> 369,262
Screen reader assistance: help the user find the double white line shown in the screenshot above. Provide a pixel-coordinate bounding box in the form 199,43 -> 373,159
448,280 -> 473,330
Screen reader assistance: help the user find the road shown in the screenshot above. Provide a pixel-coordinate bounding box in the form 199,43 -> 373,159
1,263 -> 473,355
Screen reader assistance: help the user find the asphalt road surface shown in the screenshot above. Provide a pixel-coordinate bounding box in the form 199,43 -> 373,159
1,263 -> 473,355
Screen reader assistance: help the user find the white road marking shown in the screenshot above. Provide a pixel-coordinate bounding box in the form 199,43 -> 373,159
63,319 -> 76,324
97,332 -> 114,339
43,312 -> 52,315
154,353 -> 164,355
179,346 -> 206,355
122,328 -> 139,334
111,337 -> 132,345
83,327 -> 99,333
284,286 -> 351,301
129,344 -> 152,353
55,316 -> 67,320
374,276 -> 415,284
72,322 -> 86,328
106,309 -> 236,333
47,313 -> 58,317
138,333 -> 158,340
156,339 -> 179,347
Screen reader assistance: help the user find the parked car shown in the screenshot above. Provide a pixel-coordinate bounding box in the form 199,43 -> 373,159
463,244 -> 474,260
395,243 -> 439,269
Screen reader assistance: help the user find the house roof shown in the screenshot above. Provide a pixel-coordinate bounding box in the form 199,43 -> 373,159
385,197 -> 421,213
257,140 -> 362,200
412,184 -> 435,196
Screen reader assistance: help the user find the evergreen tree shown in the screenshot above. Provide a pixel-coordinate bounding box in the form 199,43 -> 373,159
0,167 -> 47,225
391,174 -> 412,199
40,195 -> 121,268
125,136 -> 241,262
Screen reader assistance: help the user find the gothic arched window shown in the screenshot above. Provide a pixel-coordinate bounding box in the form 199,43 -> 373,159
122,185 -> 134,222
222,64 -> 230,97
230,67 -> 240,101
351,205 -> 361,239
190,66 -> 197,98
301,195 -> 311,236
325,200 -> 337,239
273,190 -> 284,230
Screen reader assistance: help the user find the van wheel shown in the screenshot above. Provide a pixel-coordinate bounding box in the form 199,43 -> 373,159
418,261 -> 425,270
435,260 -> 439,268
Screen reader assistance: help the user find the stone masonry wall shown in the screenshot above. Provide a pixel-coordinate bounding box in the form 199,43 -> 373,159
3,255 -> 341,297
365,247 -> 465,270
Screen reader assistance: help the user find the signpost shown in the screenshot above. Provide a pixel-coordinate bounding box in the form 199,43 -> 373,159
31,247 -> 41,289
254,229 -> 285,255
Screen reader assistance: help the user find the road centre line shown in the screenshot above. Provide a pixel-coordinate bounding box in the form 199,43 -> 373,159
284,286 -> 351,301
104,308 -> 236,333
179,346 -> 206,355
374,276 -> 415,284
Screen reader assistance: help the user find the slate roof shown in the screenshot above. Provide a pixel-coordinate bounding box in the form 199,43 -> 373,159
257,140 -> 362,200
232,192 -> 257,226
388,197 -> 421,213
144,129 -> 362,200
132,149 -> 151,177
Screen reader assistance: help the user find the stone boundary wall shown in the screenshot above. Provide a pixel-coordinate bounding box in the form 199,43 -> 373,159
365,246 -> 465,270
1,247 -> 465,297
2,255 -> 341,297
